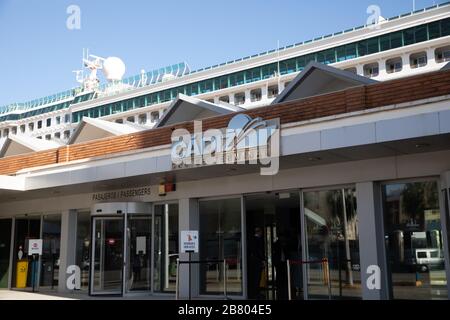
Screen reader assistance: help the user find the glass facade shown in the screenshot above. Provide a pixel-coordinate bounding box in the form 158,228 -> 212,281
303,188 -> 361,300
199,198 -> 242,295
40,214 -> 61,290
383,181 -> 448,300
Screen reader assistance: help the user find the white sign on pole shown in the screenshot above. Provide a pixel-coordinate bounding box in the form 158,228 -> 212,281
181,230 -> 199,253
28,239 -> 43,256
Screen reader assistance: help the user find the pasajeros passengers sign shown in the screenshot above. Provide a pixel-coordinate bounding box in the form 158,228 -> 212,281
92,187 -> 151,201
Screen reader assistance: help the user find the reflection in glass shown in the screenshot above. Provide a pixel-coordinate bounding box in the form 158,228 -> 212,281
303,188 -> 361,299
92,218 -> 123,294
12,217 -> 41,288
40,214 -> 61,290
199,198 -> 242,295
127,215 -> 152,292
154,203 -> 179,292
383,181 -> 448,299
76,211 -> 90,290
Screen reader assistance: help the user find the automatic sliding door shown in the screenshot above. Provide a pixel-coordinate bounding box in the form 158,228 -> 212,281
91,217 -> 124,295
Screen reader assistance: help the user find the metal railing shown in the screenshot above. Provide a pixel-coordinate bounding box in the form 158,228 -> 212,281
286,258 -> 332,300
175,259 -> 228,300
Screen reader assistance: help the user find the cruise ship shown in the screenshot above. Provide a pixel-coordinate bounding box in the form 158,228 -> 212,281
0,3 -> 449,149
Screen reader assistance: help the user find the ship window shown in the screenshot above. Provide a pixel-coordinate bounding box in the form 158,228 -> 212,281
435,46 -> 450,63
37,120 -> 42,129
64,114 -> 71,123
234,92 -> 245,105
410,52 -> 427,68
63,130 -> 71,140
28,123 -> 34,132
250,88 -> 262,102
56,116 -> 61,125
219,95 -> 229,103
115,119 -> 123,124
138,114 -> 147,124
46,118 -> 51,127
54,132 -> 61,139
386,58 -> 403,74
151,111 -> 159,123
428,21 -> 441,39
245,68 -> 262,83
344,67 -> 357,74
45,134 -> 51,140
363,63 -> 379,78
126,116 -> 135,123
442,17 -> 450,36
268,85 -> 278,98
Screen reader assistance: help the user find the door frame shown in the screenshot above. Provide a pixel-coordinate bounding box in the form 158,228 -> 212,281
89,215 -> 125,296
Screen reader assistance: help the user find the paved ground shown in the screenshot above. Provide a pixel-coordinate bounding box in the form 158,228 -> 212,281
0,289 -> 178,300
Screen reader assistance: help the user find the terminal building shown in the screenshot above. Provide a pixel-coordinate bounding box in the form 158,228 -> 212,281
0,4 -> 450,300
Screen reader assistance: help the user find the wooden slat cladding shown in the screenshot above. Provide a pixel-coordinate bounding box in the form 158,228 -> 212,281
1,68 -> 450,176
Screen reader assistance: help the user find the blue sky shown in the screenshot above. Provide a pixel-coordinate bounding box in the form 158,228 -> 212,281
0,0 -> 445,106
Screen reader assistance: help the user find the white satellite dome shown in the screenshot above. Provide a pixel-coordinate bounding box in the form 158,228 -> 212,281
103,57 -> 126,81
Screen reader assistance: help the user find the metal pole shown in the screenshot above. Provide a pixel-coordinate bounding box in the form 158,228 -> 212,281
188,252 -> 191,300
287,260 -> 292,301
175,258 -> 180,300
223,259 -> 227,300
325,259 -> 332,300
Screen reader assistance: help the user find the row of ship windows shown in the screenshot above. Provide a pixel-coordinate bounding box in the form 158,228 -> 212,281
1,114 -> 71,137
113,109 -> 166,125
34,130 -> 72,141
347,46 -> 450,77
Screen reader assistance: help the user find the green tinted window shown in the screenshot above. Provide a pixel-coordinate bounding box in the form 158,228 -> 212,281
367,38 -> 379,54
415,25 -> 428,43
403,28 -> 415,45
280,58 -> 296,74
358,40 -> 367,56
390,32 -> 403,48
442,18 -> 450,36
428,21 -> 441,39
380,35 -> 390,51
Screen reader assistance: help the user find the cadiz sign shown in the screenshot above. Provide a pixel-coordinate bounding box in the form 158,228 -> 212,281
171,114 -> 280,175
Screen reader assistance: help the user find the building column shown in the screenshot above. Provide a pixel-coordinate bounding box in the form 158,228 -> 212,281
356,64 -> 364,76
58,209 -> 78,292
402,53 -> 410,71
178,198 -> 199,299
378,59 -> 387,79
228,94 -> 235,105
356,182 -> 390,300
261,85 -> 268,102
244,90 -> 251,105
426,47 -> 438,68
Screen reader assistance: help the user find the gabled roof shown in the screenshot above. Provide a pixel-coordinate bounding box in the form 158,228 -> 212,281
441,61 -> 450,71
0,134 -> 62,158
155,94 -> 244,128
69,117 -> 146,145
272,61 -> 377,105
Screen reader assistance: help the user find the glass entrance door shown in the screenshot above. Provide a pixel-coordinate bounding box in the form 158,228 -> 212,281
126,215 -> 152,292
91,217 -> 124,295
